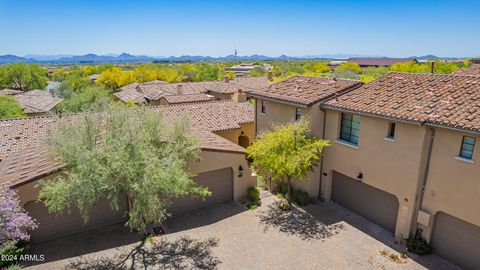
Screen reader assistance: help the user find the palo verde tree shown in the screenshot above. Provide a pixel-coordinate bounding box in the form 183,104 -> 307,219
0,63 -> 48,91
246,121 -> 330,204
38,107 -> 210,234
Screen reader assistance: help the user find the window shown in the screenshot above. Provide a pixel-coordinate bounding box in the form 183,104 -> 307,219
387,123 -> 396,139
295,108 -> 302,121
340,113 -> 360,145
261,101 -> 266,114
459,136 -> 475,160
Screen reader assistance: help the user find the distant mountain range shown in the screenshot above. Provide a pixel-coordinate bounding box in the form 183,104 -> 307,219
0,53 -> 470,64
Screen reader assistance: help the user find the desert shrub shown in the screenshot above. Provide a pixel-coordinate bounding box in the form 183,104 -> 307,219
0,241 -> 27,268
247,186 -> 260,202
292,189 -> 314,206
406,237 -> 431,255
257,175 -> 267,189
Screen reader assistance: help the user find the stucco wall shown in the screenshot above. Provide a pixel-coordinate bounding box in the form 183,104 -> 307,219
321,109 -> 429,239
16,150 -> 256,208
419,128 -> 480,240
215,123 -> 254,147
253,98 -> 325,197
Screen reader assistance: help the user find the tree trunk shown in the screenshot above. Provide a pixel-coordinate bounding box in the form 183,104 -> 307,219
287,176 -> 292,205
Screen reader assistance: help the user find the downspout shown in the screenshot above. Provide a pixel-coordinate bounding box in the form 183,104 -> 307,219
254,98 -> 258,136
411,127 -> 435,237
318,107 -> 327,200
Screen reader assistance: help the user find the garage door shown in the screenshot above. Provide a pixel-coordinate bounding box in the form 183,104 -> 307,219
170,168 -> 233,215
332,171 -> 399,232
431,212 -> 480,270
25,197 -> 128,243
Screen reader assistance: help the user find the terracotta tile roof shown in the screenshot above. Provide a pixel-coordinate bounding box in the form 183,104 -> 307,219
15,90 -> 63,114
248,75 -> 362,106
0,129 -> 245,188
453,64 -> 480,77
0,100 -> 253,161
158,100 -> 254,132
324,72 -> 480,133
113,77 -> 269,103
0,145 -> 63,188
0,89 -> 23,96
161,93 -> 213,104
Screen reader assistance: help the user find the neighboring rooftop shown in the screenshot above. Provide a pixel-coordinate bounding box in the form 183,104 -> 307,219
324,72 -> 480,133
453,64 -> 480,77
248,75 -> 362,106
160,93 -> 213,104
349,57 -> 417,67
0,100 -> 253,161
113,77 -> 270,103
15,89 -> 63,114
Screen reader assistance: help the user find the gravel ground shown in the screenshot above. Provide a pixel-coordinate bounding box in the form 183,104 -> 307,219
24,192 -> 459,270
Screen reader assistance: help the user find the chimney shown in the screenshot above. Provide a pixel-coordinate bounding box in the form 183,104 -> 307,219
267,71 -> 273,81
224,76 -> 230,83
232,89 -> 247,103
177,84 -> 183,95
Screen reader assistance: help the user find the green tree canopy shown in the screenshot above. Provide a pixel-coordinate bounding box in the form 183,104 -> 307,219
246,121 -> 330,203
0,96 -> 26,119
0,63 -> 48,91
58,85 -> 113,113
38,107 -> 210,233
335,62 -> 362,74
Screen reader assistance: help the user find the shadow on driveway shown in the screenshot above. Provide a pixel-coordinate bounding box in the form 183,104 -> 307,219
258,203 -> 345,241
65,236 -> 220,270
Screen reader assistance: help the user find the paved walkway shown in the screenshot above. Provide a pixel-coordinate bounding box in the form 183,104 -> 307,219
24,192 -> 459,270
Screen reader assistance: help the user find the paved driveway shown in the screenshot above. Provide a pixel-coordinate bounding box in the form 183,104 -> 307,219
24,192 -> 459,270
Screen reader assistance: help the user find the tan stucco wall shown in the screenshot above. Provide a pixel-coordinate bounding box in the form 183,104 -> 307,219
419,128 -> 480,241
215,123 -> 254,147
321,109 -> 429,239
189,150 -> 256,200
253,98 -> 325,197
207,91 -> 232,101
15,150 -> 256,207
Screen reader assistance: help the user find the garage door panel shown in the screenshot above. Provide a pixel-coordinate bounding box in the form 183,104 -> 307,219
171,168 -> 233,215
25,197 -> 128,243
332,171 -> 399,232
431,212 -> 480,270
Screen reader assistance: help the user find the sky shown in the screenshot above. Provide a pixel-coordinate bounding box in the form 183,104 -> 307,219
0,0 -> 479,57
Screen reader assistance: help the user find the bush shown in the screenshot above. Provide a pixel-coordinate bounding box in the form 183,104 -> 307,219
0,241 -> 27,268
292,189 -> 314,206
247,186 -> 260,202
275,182 -> 314,206
276,198 -> 291,211
406,237 -> 431,255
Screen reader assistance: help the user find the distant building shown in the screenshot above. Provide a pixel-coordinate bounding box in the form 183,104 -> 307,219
224,64 -> 273,77
14,89 -> 63,115
329,57 -> 417,69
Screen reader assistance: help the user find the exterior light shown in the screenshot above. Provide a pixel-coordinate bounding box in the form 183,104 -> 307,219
238,165 -> 244,177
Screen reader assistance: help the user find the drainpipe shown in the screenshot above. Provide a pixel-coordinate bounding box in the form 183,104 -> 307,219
318,107 -> 327,200
254,98 -> 258,136
411,127 -> 435,237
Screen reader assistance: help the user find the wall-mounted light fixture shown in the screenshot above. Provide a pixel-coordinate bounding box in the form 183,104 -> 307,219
357,172 -> 363,181
238,165 -> 244,177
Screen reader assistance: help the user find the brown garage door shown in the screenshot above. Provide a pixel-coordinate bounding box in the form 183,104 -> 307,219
431,212 -> 480,270
25,197 -> 128,243
332,171 -> 399,232
170,168 -> 233,215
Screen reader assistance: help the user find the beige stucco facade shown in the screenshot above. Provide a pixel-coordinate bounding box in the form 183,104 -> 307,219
215,123 -> 254,148
253,98 -> 325,197
321,109 -> 430,239
16,150 -> 256,207
418,128 -> 480,241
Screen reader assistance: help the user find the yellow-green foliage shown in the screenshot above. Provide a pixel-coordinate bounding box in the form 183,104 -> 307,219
336,62 -> 362,74
246,121 -> 330,182
0,96 -> 26,119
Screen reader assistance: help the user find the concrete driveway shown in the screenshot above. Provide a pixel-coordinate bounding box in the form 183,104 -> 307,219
24,192 -> 459,270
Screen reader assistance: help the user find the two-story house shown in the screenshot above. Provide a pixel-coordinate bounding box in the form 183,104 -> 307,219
247,75 -> 362,196
322,72 -> 480,269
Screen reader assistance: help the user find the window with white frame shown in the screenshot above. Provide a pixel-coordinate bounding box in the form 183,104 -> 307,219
459,136 -> 475,160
